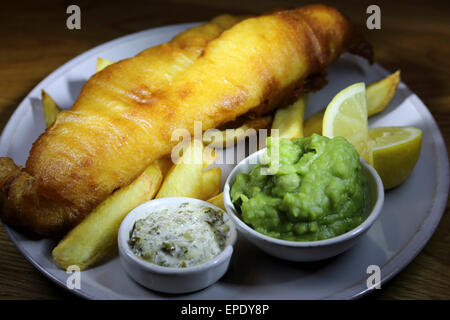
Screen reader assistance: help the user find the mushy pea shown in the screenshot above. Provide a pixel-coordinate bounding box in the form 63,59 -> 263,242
230,134 -> 367,241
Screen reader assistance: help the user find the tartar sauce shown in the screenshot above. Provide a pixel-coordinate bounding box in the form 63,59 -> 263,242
128,203 -> 229,268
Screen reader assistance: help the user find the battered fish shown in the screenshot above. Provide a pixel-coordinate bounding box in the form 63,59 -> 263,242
0,5 -> 372,236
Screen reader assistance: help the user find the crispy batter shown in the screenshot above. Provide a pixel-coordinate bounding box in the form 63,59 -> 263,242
0,5 -> 372,236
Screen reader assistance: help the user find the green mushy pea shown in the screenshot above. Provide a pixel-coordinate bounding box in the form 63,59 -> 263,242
230,134 -> 367,241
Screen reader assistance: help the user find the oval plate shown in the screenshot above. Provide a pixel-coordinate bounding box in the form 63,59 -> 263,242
0,23 -> 448,300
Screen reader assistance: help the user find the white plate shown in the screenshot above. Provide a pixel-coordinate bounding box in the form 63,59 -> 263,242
0,23 -> 448,300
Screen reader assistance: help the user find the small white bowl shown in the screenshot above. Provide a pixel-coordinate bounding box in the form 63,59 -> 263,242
118,197 -> 237,294
223,149 -> 384,262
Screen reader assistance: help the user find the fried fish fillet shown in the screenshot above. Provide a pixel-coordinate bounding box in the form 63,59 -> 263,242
0,5 -> 372,236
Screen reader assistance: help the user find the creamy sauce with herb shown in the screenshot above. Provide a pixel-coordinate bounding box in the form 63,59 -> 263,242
128,203 -> 229,268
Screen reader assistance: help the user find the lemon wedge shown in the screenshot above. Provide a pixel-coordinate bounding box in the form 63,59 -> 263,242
322,83 -> 373,164
369,126 -> 422,189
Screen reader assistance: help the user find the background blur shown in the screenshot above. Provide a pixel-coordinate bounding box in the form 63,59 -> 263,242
0,0 -> 449,299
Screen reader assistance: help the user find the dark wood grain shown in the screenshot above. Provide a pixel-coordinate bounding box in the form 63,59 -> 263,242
0,0 -> 448,300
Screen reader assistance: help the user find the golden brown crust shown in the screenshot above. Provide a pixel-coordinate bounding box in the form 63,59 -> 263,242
0,5 -> 372,236
1,15 -> 245,236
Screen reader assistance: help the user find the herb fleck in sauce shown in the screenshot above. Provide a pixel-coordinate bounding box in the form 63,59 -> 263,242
128,203 -> 229,268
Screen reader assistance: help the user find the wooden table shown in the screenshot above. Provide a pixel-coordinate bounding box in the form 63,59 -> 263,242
0,0 -> 448,299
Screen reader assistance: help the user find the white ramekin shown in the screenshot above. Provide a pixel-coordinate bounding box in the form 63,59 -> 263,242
118,197 -> 237,294
223,148 -> 384,262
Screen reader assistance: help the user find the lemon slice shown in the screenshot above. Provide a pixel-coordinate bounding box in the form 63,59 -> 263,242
369,126 -> 422,189
322,83 -> 373,164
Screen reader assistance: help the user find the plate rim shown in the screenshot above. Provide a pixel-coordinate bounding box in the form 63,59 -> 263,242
328,63 -> 449,298
0,22 -> 448,300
